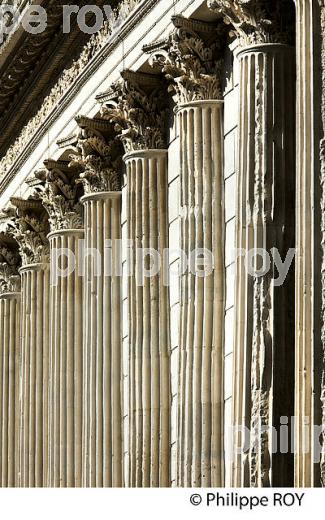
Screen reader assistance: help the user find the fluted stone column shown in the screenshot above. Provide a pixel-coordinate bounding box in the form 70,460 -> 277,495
9,198 -> 50,488
19,264 -> 49,488
291,0 -> 325,489
48,230 -> 83,487
101,70 -> 171,487
36,160 -> 84,487
209,1 -> 296,487
124,149 -> 170,487
177,101 -> 224,488
71,117 -> 123,487
318,0 -> 325,488
0,240 -> 21,487
144,17 -> 225,487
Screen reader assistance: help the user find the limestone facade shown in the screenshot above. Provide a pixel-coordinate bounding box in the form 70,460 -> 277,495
0,0 -> 323,487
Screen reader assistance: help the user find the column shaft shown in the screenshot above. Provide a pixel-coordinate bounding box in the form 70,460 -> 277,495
177,101 -> 224,487
295,0 -> 323,487
233,44 -> 295,487
125,150 -> 170,488
82,193 -> 122,487
48,230 -> 84,487
19,264 -> 49,487
0,293 -> 20,487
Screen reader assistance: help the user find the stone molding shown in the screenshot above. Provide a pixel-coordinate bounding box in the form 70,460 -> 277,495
0,0 -> 148,191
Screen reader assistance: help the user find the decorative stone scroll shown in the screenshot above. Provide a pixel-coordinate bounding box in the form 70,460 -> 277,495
70,116 -> 122,195
143,15 -> 224,104
207,0 -> 294,45
7,198 -> 50,267
0,237 -> 21,296
35,160 -> 83,232
99,70 -> 168,152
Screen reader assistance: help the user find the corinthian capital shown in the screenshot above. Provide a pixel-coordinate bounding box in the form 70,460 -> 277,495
7,198 -> 50,266
208,0 -> 294,45
98,70 -> 168,153
143,15 -> 224,104
0,234 -> 21,295
35,160 -> 83,232
69,116 -> 122,195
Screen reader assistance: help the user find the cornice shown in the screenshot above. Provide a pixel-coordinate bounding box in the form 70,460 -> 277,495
0,0 -> 158,195
0,1 -> 32,52
0,0 -> 96,152
0,1 -> 62,111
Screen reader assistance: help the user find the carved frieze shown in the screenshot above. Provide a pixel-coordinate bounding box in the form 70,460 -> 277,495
70,116 -> 122,195
207,0 -> 294,45
0,0 -> 142,186
143,15 -> 224,104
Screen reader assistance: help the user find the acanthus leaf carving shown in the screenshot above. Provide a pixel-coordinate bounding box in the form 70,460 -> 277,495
34,160 -> 84,232
143,15 -> 224,104
69,117 -> 122,195
99,70 -> 168,152
6,198 -> 50,266
0,238 -> 21,295
0,262 -> 21,295
207,0 -> 294,45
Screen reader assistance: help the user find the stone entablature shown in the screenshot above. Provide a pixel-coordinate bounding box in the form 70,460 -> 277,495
0,0 -> 143,190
